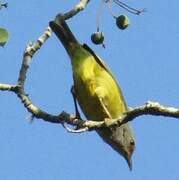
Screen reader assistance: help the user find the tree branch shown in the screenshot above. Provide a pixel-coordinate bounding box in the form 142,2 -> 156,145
0,83 -> 19,92
0,0 -> 91,130
63,0 -> 90,20
1,1 -> 179,134
61,101 -> 179,133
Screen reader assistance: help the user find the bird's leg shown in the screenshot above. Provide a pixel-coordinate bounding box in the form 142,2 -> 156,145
71,85 -> 82,120
98,97 -> 116,131
98,97 -> 112,118
95,88 -> 112,120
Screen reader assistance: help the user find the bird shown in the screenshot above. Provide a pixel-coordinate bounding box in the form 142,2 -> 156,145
49,14 -> 135,170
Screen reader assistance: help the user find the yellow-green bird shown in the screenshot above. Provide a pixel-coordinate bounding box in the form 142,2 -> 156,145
49,14 -> 135,170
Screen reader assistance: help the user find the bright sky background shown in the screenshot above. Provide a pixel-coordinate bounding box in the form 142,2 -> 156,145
0,0 -> 179,179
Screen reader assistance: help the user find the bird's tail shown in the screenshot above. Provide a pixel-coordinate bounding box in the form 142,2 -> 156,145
49,14 -> 79,55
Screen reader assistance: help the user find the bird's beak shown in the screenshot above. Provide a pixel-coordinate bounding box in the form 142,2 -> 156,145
125,156 -> 132,171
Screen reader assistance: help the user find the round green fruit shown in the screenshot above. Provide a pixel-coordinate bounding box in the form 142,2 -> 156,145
91,32 -> 104,45
116,15 -> 130,30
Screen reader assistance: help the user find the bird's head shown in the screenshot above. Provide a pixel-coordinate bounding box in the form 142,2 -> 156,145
111,124 -> 135,170
97,124 -> 135,170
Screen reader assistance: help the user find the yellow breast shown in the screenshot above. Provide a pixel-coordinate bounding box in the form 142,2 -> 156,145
71,47 -> 126,121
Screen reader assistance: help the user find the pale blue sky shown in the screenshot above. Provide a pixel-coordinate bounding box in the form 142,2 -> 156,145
0,1 -> 179,179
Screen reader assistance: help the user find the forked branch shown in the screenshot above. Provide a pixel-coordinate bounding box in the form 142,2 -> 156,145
0,0 -> 178,133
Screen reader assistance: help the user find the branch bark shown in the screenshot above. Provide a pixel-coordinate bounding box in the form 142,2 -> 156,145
63,0 -> 90,20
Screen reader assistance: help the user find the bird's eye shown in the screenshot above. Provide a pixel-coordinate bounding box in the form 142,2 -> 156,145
130,140 -> 135,146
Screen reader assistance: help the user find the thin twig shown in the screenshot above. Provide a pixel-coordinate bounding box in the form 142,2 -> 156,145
0,84 -> 19,92
113,0 -> 145,15
63,0 -> 90,20
108,0 -> 117,18
17,27 -> 52,87
62,123 -> 89,133
96,0 -> 105,32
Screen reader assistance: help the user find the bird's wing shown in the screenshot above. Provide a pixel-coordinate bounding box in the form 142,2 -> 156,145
82,43 -> 127,109
83,44 -> 112,75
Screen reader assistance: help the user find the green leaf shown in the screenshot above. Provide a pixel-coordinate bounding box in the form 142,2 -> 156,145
0,27 -> 9,47
0,2 -> 8,10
